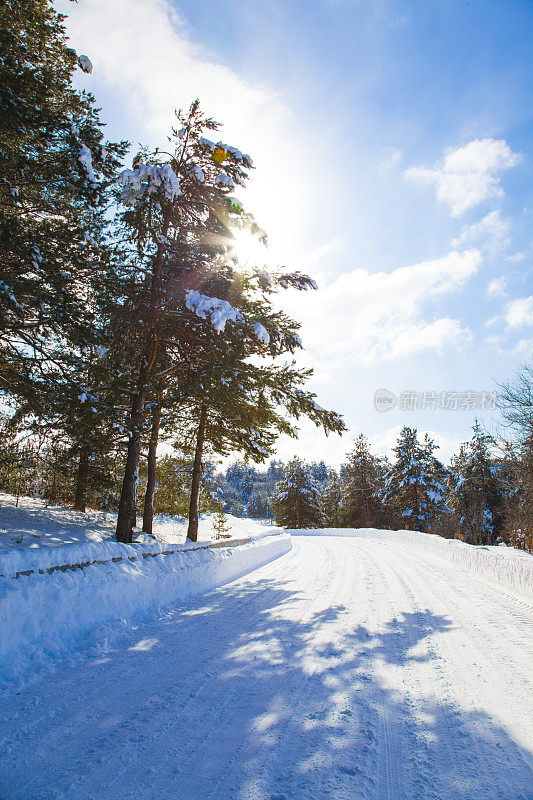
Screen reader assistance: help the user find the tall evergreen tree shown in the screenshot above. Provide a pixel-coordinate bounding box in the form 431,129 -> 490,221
341,434 -> 388,528
274,457 -> 322,528
449,422 -> 502,545
382,427 -> 447,532
320,469 -> 344,528
0,0 -> 128,512
0,0 -> 126,403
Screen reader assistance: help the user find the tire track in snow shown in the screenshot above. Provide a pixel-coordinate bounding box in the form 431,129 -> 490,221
0,536 -> 531,800
59,542 -> 337,800
367,541 -> 533,799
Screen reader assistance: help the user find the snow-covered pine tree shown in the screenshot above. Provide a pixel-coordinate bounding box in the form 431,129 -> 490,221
0,0 -> 129,510
247,489 -> 270,519
274,457 -> 322,528
382,427 -> 447,532
112,101 -> 345,542
113,102 -> 323,541
449,422 -> 502,545
341,434 -> 388,528
320,469 -> 344,527
0,0 -> 127,397
309,460 -> 329,487
113,102 -> 257,541
225,462 -> 258,508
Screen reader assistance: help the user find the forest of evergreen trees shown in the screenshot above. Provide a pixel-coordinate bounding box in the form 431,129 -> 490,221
213,413 -> 532,551
1,1 -> 531,552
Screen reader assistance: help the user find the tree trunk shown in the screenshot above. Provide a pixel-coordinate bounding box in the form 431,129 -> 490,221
116,380 -> 148,542
142,402 -> 161,535
115,215 -> 169,543
187,403 -> 208,542
73,445 -> 90,512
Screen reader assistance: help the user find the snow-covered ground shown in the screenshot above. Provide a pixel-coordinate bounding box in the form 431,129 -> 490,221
0,494 -> 288,691
0,492 -> 275,551
291,527 -> 533,602
1,531 -> 532,799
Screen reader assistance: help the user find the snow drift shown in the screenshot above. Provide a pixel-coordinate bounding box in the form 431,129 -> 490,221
0,533 -> 291,690
290,528 -> 533,602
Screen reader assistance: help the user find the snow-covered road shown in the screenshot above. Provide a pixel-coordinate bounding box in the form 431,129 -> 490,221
1,535 -> 532,800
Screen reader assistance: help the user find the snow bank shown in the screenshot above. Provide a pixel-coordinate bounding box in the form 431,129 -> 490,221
290,528 -> 533,602
0,533 -> 291,690
0,492 -> 278,553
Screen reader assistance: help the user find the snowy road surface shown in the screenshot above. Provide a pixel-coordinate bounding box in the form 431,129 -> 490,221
1,535 -> 532,800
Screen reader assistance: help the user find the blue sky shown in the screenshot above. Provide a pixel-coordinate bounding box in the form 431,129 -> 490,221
59,0 -> 533,465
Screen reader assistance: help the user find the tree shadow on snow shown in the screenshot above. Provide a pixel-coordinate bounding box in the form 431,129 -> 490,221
1,575 -> 532,800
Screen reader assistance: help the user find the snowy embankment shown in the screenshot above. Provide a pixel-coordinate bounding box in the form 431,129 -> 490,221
0,494 -> 290,689
0,492 -> 276,554
290,528 -> 533,601
0,534 -> 291,689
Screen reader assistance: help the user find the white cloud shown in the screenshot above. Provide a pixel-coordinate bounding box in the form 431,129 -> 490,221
515,337 -> 533,355
287,249 -> 481,365
273,418 -> 350,468
294,236 -> 346,283
452,210 -> 511,253
486,277 -> 508,298
405,138 -> 521,217
505,296 -> 533,328
508,250 -> 528,263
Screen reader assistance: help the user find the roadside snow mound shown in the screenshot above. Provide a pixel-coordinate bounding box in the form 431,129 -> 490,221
0,492 -> 277,554
0,533 -> 291,690
290,528 -> 533,601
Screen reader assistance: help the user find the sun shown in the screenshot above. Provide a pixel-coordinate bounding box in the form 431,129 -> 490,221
229,228 -> 271,268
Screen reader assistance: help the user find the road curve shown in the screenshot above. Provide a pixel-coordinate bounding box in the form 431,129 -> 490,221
1,535 -> 532,800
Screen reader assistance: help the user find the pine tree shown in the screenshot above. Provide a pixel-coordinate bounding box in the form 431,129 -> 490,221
225,462 -> 258,508
0,0 -> 127,403
274,457 -> 322,528
0,0 -> 128,512
212,507 -> 231,540
382,427 -> 447,532
449,422 -> 502,545
113,102 -> 256,541
341,434 -> 388,528
309,460 -> 329,487
113,101 -> 346,541
113,103 -> 315,540
247,489 -> 270,519
320,469 -> 344,527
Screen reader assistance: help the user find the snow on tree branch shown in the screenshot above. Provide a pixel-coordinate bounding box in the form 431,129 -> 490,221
214,173 -> 234,189
78,144 -> 95,183
77,55 -> 93,74
253,323 -> 270,344
277,272 -> 318,291
185,290 -> 243,334
198,138 -> 253,168
118,163 -> 182,206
